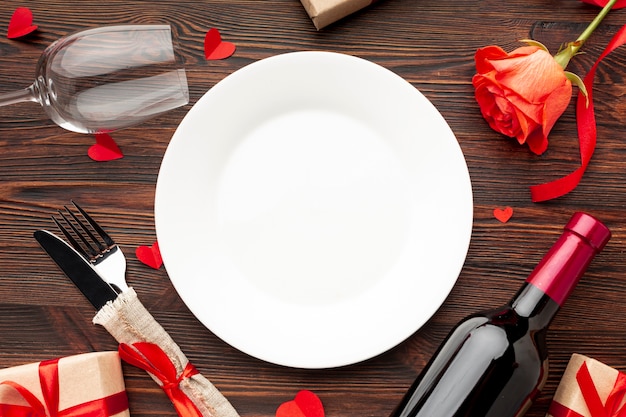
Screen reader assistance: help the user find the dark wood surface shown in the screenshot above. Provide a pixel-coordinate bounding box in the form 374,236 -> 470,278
2,0 -> 626,416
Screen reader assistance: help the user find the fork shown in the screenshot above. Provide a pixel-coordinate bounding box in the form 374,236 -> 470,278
52,201 -> 129,293
47,201 -> 240,417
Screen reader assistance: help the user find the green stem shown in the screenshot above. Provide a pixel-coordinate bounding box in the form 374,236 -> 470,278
554,0 -> 618,68
573,0 -> 618,53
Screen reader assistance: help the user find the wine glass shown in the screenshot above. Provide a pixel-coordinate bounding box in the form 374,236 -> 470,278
0,25 -> 189,133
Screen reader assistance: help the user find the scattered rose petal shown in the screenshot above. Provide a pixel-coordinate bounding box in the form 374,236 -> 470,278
276,391 -> 324,417
136,241 -> 163,269
204,28 -> 236,60
7,7 -> 38,39
88,133 -> 123,161
493,206 -> 514,223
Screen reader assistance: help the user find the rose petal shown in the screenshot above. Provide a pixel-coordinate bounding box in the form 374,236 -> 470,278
204,28 -> 236,60
474,46 -> 509,73
136,241 -> 163,269
7,7 -> 38,39
276,391 -> 324,417
494,207 -> 513,223
88,133 -> 124,161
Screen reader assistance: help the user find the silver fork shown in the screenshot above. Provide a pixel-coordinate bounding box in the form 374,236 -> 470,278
52,201 -> 129,293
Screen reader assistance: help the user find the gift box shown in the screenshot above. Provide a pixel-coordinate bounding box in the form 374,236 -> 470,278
300,0 -> 377,29
0,351 -> 129,417
546,353 -> 626,417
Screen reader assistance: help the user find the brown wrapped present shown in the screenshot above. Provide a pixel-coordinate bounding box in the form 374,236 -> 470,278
0,351 -> 129,417
300,0 -> 377,29
546,353 -> 626,417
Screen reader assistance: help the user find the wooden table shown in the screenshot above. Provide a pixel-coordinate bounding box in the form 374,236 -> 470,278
1,1 -> 626,416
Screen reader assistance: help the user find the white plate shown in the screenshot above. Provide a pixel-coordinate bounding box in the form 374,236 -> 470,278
155,51 -> 473,369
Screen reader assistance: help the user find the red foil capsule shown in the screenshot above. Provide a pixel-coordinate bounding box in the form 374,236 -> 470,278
526,212 -> 611,306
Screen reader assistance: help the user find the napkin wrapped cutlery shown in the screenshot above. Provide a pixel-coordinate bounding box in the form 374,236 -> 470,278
34,203 -> 240,417
94,288 -> 239,417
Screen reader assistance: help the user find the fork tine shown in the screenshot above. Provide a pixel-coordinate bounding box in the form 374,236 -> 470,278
56,209 -> 102,257
64,205 -> 107,252
51,201 -> 128,293
71,201 -> 115,247
51,215 -> 92,260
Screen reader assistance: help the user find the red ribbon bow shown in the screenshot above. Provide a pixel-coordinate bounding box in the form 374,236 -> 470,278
0,357 -> 129,417
549,362 -> 626,417
530,24 -> 626,202
118,342 -> 202,417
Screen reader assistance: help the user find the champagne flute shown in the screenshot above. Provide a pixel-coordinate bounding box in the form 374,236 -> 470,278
0,25 -> 189,133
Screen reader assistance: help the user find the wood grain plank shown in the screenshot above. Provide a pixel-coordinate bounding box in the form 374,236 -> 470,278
1,0 -> 626,416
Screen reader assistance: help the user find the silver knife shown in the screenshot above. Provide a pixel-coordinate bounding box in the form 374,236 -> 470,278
34,229 -> 118,310
35,230 -> 241,417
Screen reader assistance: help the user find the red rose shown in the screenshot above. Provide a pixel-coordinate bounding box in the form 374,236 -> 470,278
472,45 -> 573,155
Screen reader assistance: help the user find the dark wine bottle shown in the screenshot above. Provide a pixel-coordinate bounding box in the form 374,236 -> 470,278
389,212 -> 611,417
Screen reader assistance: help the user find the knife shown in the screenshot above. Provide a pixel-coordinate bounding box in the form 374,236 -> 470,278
35,229 -> 241,417
34,229 -> 118,310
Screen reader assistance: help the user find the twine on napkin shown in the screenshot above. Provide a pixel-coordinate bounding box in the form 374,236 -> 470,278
119,342 -> 203,417
93,288 -> 240,417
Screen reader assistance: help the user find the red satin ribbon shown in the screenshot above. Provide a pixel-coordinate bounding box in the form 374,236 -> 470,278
0,357 -> 129,417
581,0 -> 626,8
118,342 -> 202,417
548,362 -> 626,417
530,24 -> 626,202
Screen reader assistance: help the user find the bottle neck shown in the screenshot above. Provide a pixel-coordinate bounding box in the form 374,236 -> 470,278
511,283 -> 560,328
508,221 -> 607,326
525,231 -> 600,307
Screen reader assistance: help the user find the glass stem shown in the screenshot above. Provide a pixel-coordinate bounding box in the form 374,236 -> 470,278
0,85 -> 38,107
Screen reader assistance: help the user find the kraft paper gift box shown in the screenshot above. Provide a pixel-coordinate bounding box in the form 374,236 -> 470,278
300,0 -> 377,29
0,351 -> 129,417
546,353 -> 626,417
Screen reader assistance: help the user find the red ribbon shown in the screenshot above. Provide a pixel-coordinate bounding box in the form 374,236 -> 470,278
530,24 -> 626,202
548,362 -> 626,417
581,0 -> 626,8
0,357 -> 129,417
118,342 -> 202,417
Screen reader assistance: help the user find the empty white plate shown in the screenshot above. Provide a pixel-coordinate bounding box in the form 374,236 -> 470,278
155,51 -> 473,368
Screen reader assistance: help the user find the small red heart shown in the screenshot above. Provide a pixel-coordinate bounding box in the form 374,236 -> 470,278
7,7 -> 38,39
493,206 -> 513,223
88,133 -> 123,161
276,391 -> 324,417
136,241 -> 163,269
204,28 -> 236,60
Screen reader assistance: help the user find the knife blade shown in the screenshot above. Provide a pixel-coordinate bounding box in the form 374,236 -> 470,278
34,229 -> 118,310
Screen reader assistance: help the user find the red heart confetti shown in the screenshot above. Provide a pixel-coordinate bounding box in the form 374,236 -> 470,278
493,206 -> 513,223
136,241 -> 163,269
204,28 -> 236,60
7,7 -> 38,39
276,391 -> 324,417
88,133 -> 124,161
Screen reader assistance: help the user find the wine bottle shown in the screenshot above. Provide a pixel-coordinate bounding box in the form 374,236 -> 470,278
389,212 -> 611,417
